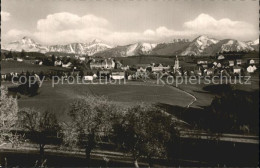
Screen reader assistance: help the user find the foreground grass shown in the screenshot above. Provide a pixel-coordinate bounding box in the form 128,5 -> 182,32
6,81 -> 194,121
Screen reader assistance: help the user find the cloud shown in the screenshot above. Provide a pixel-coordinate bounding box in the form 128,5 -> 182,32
1,11 -> 11,22
3,12 -> 258,45
183,13 -> 256,40
3,29 -> 31,42
36,12 -> 108,32
140,13 -> 257,42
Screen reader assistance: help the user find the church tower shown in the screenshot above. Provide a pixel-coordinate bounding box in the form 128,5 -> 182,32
174,55 -> 179,73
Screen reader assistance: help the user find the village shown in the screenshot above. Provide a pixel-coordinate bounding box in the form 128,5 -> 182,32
1,51 -> 259,83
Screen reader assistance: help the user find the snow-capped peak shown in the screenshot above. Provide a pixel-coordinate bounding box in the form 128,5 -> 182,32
253,39 -> 259,45
90,39 -> 103,44
20,36 -> 37,45
125,42 -> 157,56
220,39 -> 254,52
246,39 -> 259,46
194,35 -> 219,45
190,35 -> 219,53
4,37 -> 112,55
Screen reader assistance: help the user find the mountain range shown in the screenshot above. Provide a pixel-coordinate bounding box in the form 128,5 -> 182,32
2,36 -> 259,57
2,37 -> 112,56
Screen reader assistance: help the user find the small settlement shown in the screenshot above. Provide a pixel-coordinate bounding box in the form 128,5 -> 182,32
1,52 -> 259,82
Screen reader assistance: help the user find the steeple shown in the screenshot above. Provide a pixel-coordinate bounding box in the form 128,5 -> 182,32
174,55 -> 179,73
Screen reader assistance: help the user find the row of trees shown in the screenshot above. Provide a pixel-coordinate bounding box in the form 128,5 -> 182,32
2,50 -> 46,60
0,87 -> 179,167
204,87 -> 259,134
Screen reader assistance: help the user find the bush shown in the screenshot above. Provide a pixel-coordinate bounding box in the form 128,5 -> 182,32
204,89 -> 259,134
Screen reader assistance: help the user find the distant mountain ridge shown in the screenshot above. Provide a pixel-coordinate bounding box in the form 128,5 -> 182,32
2,37 -> 112,55
2,36 -> 259,57
96,35 -> 258,57
180,35 -> 219,56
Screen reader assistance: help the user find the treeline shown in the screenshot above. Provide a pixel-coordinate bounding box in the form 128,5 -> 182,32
2,50 -> 46,60
1,87 -> 179,167
203,85 -> 259,134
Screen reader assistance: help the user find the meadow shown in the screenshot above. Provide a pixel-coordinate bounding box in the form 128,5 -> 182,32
1,60 -> 68,74
13,81 -> 194,121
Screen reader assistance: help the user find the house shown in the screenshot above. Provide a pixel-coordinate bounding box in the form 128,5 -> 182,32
90,59 -> 115,69
197,60 -> 208,65
236,59 -> 242,65
127,75 -> 133,80
93,74 -> 97,79
247,65 -> 257,73
111,72 -> 125,80
228,60 -> 234,67
54,60 -> 62,66
202,64 -> 208,69
79,57 -> 86,61
17,58 -> 24,62
206,68 -> 214,76
121,65 -> 130,71
249,59 -> 255,65
83,76 -> 94,81
233,66 -> 241,74
89,59 -> 103,69
137,67 -> 146,72
1,74 -> 6,80
152,64 -> 170,72
217,63 -> 222,68
62,62 -> 72,68
217,55 -> 225,60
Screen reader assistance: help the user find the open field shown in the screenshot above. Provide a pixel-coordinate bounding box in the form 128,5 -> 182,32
1,60 -> 68,74
3,81 -> 194,121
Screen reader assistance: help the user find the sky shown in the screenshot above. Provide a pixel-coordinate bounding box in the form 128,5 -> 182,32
1,0 -> 259,45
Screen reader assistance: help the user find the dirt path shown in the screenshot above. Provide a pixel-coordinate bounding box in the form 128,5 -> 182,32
165,85 -> 197,108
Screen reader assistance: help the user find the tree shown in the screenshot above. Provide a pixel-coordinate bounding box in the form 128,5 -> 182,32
18,108 -> 59,162
79,70 -> 84,78
6,51 -> 13,59
204,88 -> 259,134
39,71 -> 44,80
0,86 -> 20,147
17,72 -> 39,96
42,58 -> 52,66
113,104 -> 179,167
61,95 -> 116,164
51,54 -> 56,66
21,49 -> 26,58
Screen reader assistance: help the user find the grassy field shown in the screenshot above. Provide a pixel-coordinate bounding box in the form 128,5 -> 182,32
1,60 -> 68,74
5,81 -> 194,121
